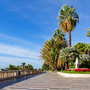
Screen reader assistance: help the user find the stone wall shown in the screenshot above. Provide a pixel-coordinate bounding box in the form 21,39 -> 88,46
0,70 -> 42,80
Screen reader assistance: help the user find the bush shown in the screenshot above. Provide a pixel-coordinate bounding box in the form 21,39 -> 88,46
79,60 -> 88,68
70,65 -> 75,68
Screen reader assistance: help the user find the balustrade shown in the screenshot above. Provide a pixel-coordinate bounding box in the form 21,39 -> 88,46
0,70 -> 42,80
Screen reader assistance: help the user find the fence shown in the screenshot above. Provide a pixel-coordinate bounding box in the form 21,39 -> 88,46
0,70 -> 42,80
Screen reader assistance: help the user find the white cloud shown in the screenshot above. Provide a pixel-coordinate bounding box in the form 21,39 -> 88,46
0,57 -> 43,69
0,43 -> 39,59
0,33 -> 40,48
0,34 -> 42,69
0,33 -> 52,44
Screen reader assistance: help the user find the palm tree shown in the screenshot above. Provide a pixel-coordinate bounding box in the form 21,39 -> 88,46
21,62 -> 26,70
53,29 -> 65,39
86,28 -> 90,37
40,39 -> 59,70
73,42 -> 86,55
79,54 -> 90,61
8,64 -> 15,70
40,29 -> 67,70
16,65 -> 20,70
60,47 -> 79,69
58,5 -> 79,47
85,44 -> 90,56
52,29 -> 67,48
28,64 -> 33,70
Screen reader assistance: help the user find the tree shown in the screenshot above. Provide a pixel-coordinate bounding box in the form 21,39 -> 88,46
84,44 -> 90,56
25,65 -> 28,70
34,68 -> 37,70
42,63 -> 49,70
15,65 -> 20,70
1,68 -> 5,71
73,42 -> 86,54
58,5 -> 79,47
40,29 -> 67,70
79,54 -> 90,61
53,29 -> 65,39
86,28 -> 90,37
27,64 -> 33,70
24,64 -> 34,70
21,62 -> 26,70
59,47 -> 79,69
8,64 -> 16,70
52,29 -> 67,48
79,54 -> 90,68
40,39 -> 60,70
38,68 -> 42,71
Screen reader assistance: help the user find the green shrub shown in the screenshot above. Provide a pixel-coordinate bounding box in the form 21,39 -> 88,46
79,60 -> 88,68
70,65 -> 75,68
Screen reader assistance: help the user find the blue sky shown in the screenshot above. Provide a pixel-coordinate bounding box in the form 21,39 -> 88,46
0,0 -> 90,69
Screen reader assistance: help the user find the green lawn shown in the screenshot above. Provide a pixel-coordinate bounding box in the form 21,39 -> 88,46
47,70 -> 52,71
58,69 -> 90,74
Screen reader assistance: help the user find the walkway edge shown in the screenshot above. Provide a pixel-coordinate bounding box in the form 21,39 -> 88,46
57,72 -> 90,77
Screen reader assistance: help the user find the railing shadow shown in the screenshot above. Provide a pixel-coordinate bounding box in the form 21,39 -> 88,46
0,72 -> 46,89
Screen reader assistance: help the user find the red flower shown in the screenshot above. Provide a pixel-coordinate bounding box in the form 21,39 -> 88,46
65,68 -> 70,71
74,68 -> 81,72
80,69 -> 86,71
74,68 -> 90,72
87,69 -> 90,71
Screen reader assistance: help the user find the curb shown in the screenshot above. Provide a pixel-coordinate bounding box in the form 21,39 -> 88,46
57,72 -> 90,78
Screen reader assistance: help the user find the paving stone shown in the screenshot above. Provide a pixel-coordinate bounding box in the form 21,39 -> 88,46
0,72 -> 90,90
29,89 -> 47,90
50,88 -> 70,90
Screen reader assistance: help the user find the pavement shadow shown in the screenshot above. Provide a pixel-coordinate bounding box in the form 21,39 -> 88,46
0,72 -> 46,89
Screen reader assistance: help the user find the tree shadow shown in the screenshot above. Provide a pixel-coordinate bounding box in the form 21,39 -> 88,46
0,72 -> 46,89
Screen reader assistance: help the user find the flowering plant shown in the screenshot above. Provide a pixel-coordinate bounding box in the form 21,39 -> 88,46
74,68 -> 90,72
65,68 -> 70,71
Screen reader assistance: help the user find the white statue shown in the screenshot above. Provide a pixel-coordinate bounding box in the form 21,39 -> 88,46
75,58 -> 80,69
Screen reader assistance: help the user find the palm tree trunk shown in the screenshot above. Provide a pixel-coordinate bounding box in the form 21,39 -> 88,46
65,62 -> 66,70
88,50 -> 89,56
68,60 -> 70,68
65,58 -> 67,70
68,31 -> 71,47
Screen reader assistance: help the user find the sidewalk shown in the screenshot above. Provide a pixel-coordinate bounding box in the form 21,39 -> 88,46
1,72 -> 90,90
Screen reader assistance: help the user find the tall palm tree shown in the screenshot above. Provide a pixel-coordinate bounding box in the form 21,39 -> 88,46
58,5 -> 79,47
86,28 -> 90,37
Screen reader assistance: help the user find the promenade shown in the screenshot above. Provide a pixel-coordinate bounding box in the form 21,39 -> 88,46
0,72 -> 90,90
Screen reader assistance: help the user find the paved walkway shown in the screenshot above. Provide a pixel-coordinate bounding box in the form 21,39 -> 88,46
0,72 -> 90,90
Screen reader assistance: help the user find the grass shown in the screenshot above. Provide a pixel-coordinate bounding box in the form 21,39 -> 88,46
47,70 -> 52,71
58,69 -> 90,74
